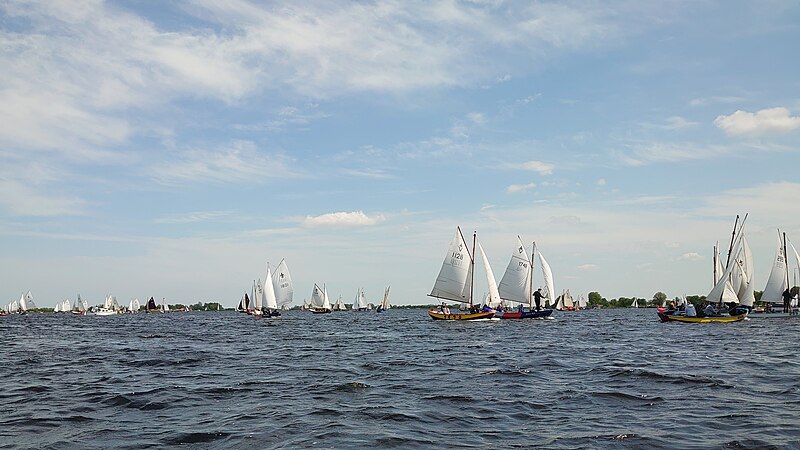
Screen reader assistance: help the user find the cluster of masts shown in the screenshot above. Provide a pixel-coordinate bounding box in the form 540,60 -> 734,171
296,285 -> 392,313
1,291 -> 200,316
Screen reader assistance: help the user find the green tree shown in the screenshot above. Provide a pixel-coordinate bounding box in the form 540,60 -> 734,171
652,292 -> 667,307
588,291 -> 607,307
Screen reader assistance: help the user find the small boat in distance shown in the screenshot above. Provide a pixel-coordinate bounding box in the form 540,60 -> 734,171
376,286 -> 390,313
427,227 -> 495,321
310,283 -> 332,314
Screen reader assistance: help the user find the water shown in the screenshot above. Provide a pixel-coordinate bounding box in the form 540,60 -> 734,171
2,308 -> 800,449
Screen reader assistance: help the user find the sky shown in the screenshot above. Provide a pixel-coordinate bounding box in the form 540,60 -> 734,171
1,0 -> 800,308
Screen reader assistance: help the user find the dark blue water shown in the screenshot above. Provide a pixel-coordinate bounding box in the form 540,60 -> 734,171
2,308 -> 800,449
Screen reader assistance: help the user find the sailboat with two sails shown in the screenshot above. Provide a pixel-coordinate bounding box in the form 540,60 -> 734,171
496,236 -> 554,319
749,230 -> 799,318
427,227 -> 496,320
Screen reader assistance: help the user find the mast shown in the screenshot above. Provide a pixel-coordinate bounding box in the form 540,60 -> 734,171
725,215 -> 739,268
784,232 -> 790,294
530,241 -> 537,309
713,243 -> 718,287
469,230 -> 476,306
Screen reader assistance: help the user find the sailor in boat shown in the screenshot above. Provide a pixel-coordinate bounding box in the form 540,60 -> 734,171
703,303 -> 718,317
685,302 -> 697,317
438,302 -> 451,314
783,288 -> 792,313
533,288 -> 543,311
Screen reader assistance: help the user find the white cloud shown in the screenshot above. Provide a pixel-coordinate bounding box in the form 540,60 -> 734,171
577,264 -> 598,271
596,178 -> 607,186
714,107 -> 800,136
0,178 -> 86,217
506,182 -> 536,193
501,160 -> 554,175
303,211 -> 385,228
689,96 -> 746,107
678,252 -> 703,261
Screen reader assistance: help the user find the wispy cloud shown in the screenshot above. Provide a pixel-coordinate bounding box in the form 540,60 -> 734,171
150,140 -> 298,185
506,182 -> 536,193
303,211 -> 386,228
500,160 -> 554,175
714,107 -> 800,136
641,116 -> 699,130
689,96 -> 746,107
154,210 -> 237,224
577,264 -> 598,271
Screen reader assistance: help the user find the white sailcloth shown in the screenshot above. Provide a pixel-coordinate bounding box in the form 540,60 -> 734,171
254,279 -> 264,310
311,284 -> 326,308
707,254 -> 740,304
498,236 -> 531,305
381,286 -> 391,310
322,286 -> 332,310
271,259 -> 293,308
477,243 -> 501,307
429,228 -> 473,303
263,264 -> 278,310
537,246 -> 555,306
762,231 -> 788,303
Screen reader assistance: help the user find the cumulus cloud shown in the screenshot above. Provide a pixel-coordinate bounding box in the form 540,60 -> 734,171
678,252 -> 703,261
303,211 -> 385,228
714,107 -> 800,136
506,182 -> 536,193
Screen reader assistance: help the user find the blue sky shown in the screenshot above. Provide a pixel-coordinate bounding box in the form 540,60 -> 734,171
2,0 -> 800,307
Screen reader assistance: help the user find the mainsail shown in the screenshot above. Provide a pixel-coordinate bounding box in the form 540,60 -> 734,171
271,259 -> 293,308
498,236 -> 531,305
429,227 -> 474,304
762,231 -> 788,303
537,245 -> 555,307
263,263 -> 278,310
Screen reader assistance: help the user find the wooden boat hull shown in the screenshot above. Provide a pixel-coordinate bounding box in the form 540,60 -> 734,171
500,309 -> 553,319
311,308 -> 332,314
658,312 -> 747,323
427,310 -> 495,321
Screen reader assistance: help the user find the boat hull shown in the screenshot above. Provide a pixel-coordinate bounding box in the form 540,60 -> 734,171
658,312 -> 747,323
427,310 -> 496,321
747,310 -> 799,319
500,309 -> 553,319
311,308 -> 332,314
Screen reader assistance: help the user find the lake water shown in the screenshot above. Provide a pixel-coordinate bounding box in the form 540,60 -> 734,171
2,308 -> 799,449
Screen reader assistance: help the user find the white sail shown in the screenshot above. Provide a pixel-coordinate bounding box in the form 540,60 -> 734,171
429,227 -> 474,303
497,236 -> 531,304
264,263 -> 278,310
537,246 -> 555,306
562,289 -> 574,308
631,297 -> 639,308
322,286 -> 332,310
253,279 -> 264,310
381,286 -> 391,310
129,298 -> 140,312
271,259 -> 294,308
54,302 -> 62,312
311,284 -> 325,308
736,259 -> 755,307
707,256 -> 740,304
477,242 -> 501,307
714,243 -> 724,284
762,231 -> 788,303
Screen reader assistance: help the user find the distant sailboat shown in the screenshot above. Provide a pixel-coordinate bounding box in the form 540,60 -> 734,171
272,259 -> 294,311
310,283 -> 332,314
353,288 -> 368,311
376,286 -> 391,313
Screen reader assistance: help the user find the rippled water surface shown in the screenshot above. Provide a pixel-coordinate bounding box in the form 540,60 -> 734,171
2,308 -> 800,449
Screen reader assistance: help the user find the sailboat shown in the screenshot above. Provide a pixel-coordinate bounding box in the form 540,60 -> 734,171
332,295 -> 347,311
427,227 -> 496,320
145,296 -> 159,312
128,298 -> 140,313
237,292 -> 251,313
353,288 -> 368,311
94,294 -> 120,316
260,262 -> 281,318
310,283 -> 332,314
497,236 -> 554,319
376,286 -> 391,313
750,230 -> 799,318
71,295 -> 88,315
659,215 -> 749,323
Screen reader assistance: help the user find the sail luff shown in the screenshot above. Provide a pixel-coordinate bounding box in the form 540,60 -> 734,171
762,230 -> 788,303
497,236 -> 531,304
538,245 -> 555,307
477,242 -> 501,307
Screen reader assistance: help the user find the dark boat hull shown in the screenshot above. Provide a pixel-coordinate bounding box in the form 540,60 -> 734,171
500,309 -> 553,319
427,310 -> 495,321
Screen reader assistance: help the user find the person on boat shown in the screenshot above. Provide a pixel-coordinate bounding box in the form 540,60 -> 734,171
685,302 -> 697,317
518,303 -> 524,313
783,288 -> 792,313
533,288 -> 543,311
482,303 -> 493,313
666,301 -> 677,314
703,303 -> 717,317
